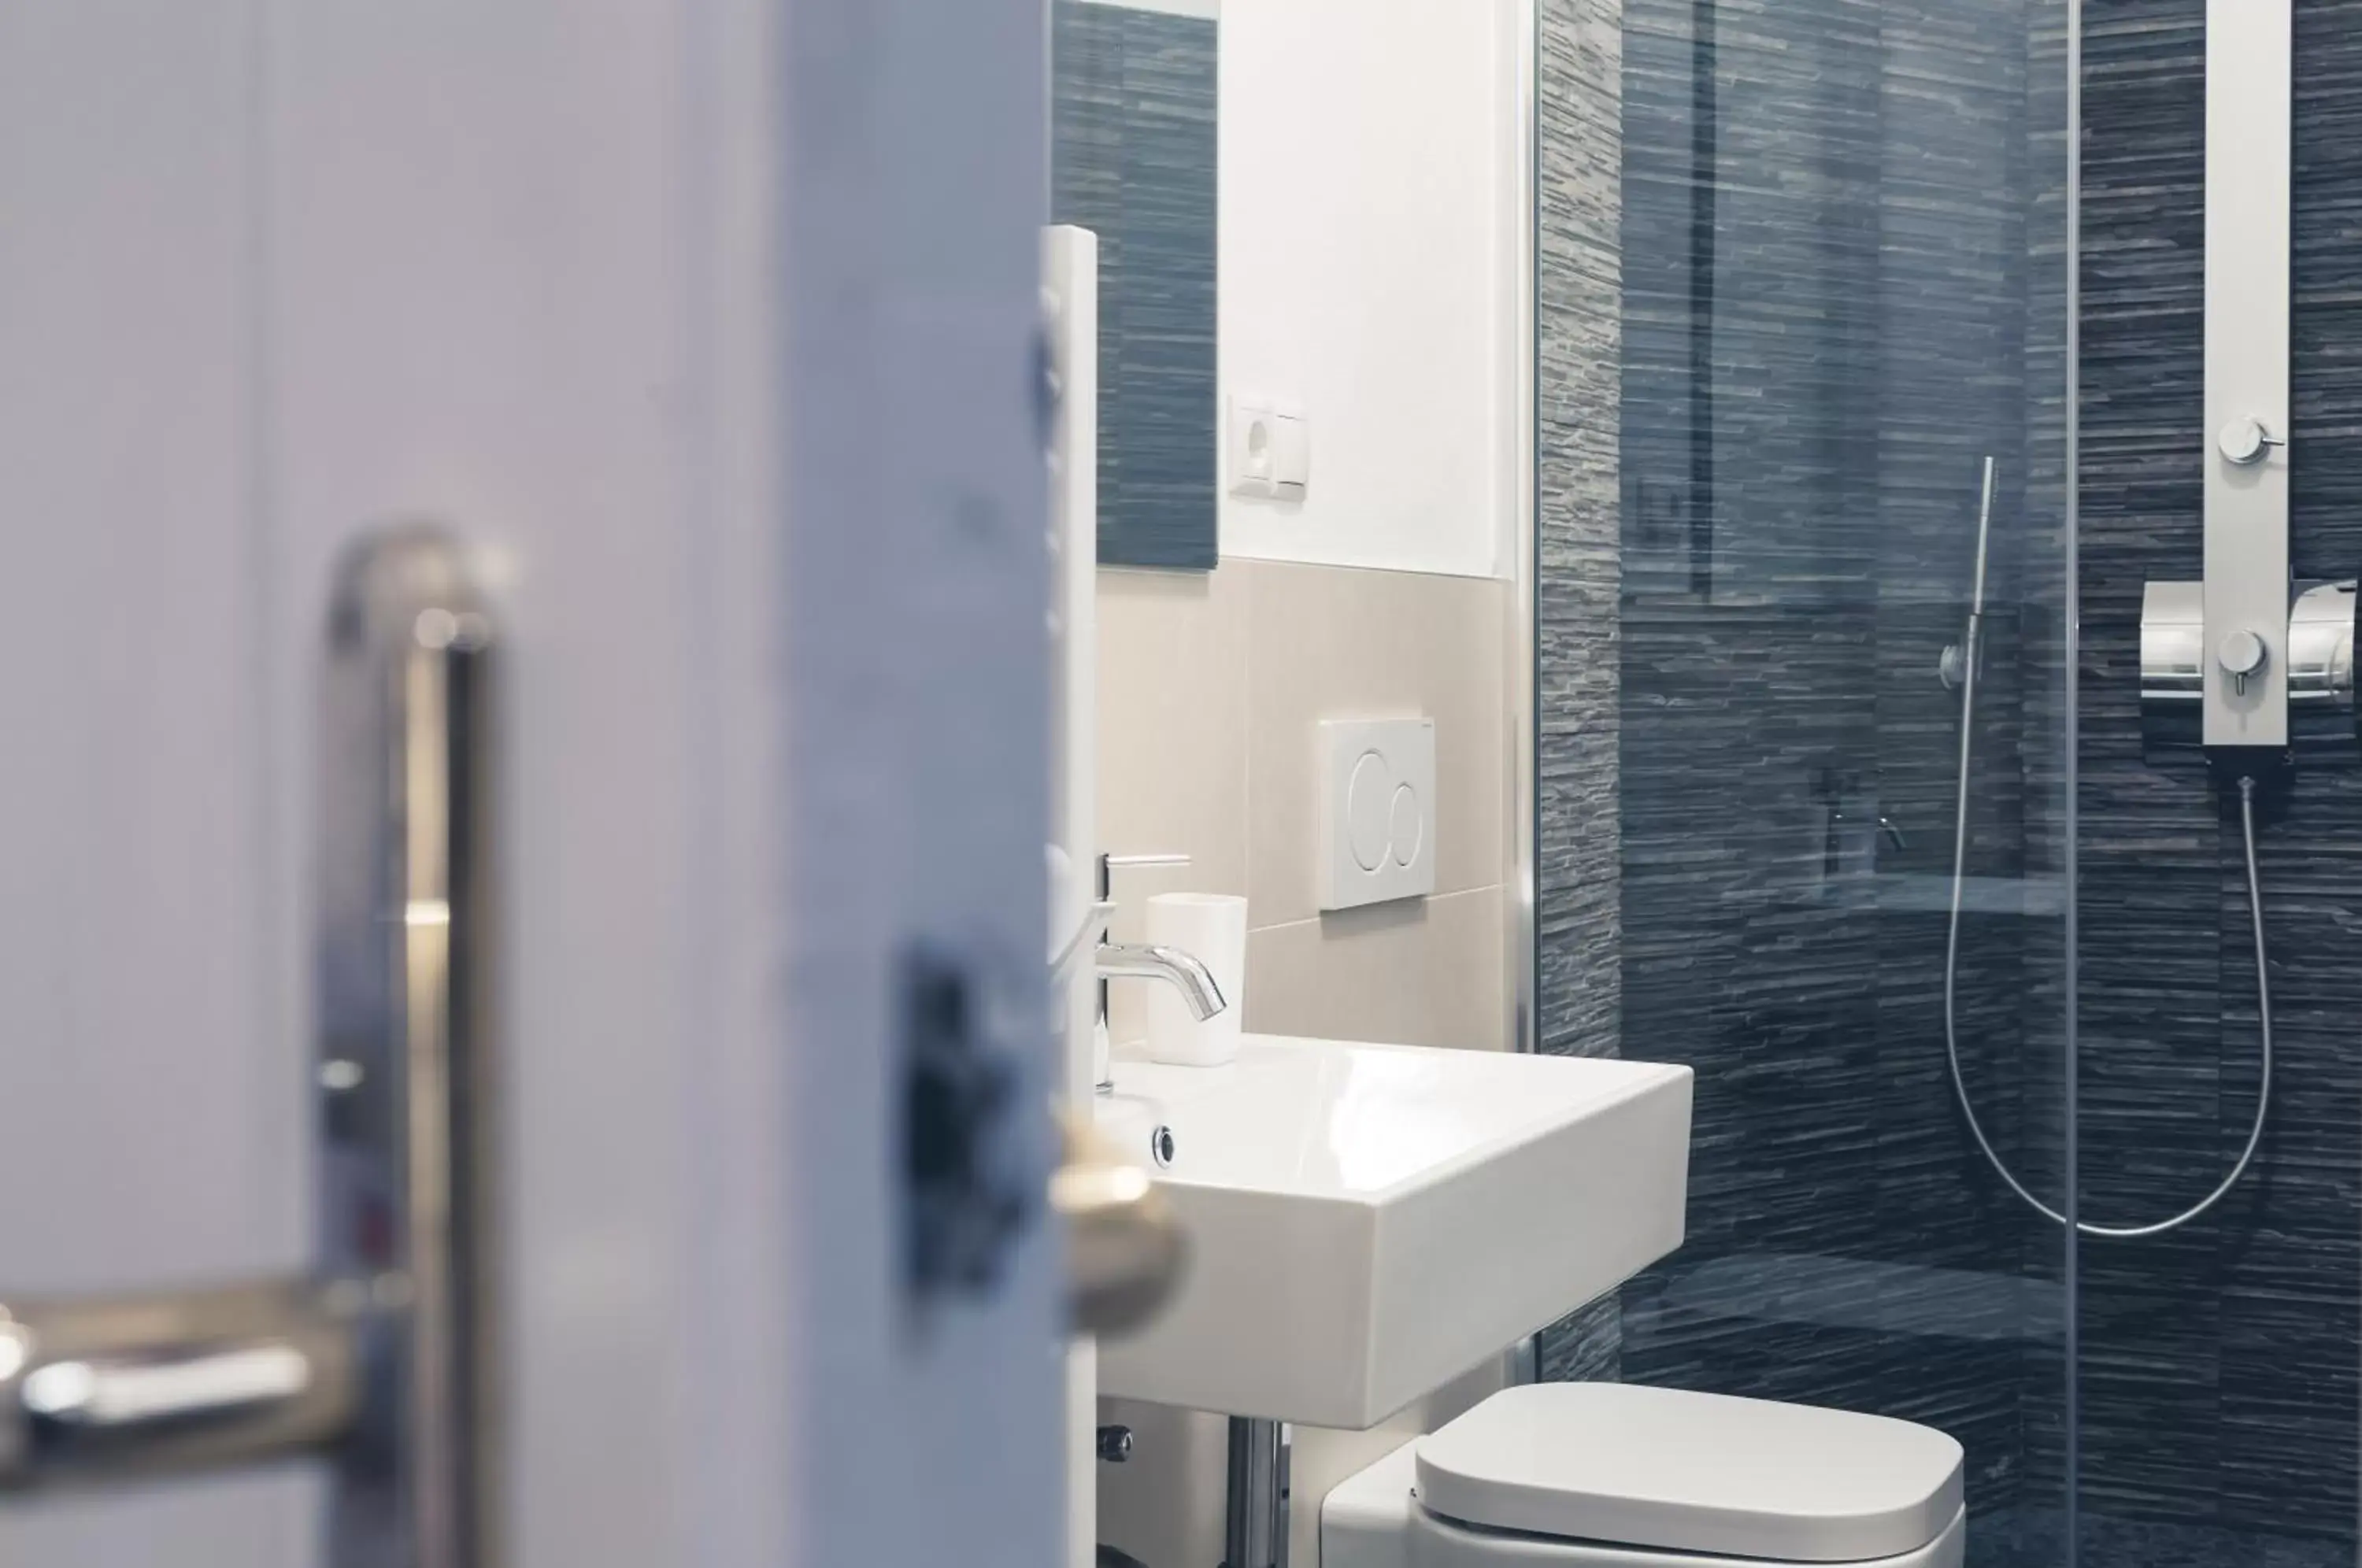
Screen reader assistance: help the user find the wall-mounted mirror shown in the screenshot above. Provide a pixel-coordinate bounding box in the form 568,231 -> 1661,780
1050,0 -> 1219,571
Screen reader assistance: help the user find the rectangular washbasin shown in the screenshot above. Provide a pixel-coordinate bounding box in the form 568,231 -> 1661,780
1093,1035 -> 1693,1429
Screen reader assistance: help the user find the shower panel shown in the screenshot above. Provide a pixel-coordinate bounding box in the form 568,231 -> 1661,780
2195,0 -> 2296,752
2139,0 -> 2318,767
2140,0 -> 2355,766
2139,0 -> 2353,776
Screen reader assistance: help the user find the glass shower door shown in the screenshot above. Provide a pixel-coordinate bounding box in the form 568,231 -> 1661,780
1542,2 -> 2362,1562
1533,2 -> 2076,1564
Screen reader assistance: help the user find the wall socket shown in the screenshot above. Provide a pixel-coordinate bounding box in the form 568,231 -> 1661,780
1228,394 -> 1309,501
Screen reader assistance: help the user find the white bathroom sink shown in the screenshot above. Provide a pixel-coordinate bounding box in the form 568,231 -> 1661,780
1092,1035 -> 1693,1429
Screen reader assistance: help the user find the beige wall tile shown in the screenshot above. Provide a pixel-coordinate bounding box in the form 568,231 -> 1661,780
1094,561 -> 1518,1566
1245,561 -> 1509,930
1243,886 -> 1510,1052
1097,566 -> 1251,1043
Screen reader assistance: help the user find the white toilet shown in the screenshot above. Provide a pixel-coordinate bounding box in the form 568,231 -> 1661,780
1324,1384 -> 1966,1568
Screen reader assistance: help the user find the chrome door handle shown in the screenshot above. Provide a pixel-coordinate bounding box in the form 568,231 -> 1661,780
1053,1109 -> 1186,1337
0,1279 -> 365,1487
2,528 -> 499,1568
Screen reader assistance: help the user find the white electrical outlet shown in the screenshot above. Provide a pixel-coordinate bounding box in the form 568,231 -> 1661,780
1230,395 -> 1310,501
1228,394 -> 1277,497
1318,718 -> 1436,912
1272,405 -> 1309,500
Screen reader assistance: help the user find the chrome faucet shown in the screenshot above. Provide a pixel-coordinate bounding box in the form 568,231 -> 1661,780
1093,852 -> 1230,1094
1095,941 -> 1227,1022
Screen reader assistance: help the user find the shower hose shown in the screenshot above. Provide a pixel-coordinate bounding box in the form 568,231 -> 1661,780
1942,618 -> 2274,1240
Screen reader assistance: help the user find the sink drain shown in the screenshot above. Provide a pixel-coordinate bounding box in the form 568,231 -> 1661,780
1150,1125 -> 1176,1168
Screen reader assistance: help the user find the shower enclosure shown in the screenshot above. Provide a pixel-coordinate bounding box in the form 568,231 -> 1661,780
1527,2 -> 2356,1565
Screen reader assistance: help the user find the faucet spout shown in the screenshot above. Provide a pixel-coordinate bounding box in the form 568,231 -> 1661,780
1095,942 -> 1227,1021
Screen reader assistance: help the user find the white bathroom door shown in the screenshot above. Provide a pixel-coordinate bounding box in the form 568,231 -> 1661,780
0,3 -> 1062,1566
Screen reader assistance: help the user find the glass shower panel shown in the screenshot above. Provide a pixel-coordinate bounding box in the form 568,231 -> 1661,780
1533,2 -> 2075,1566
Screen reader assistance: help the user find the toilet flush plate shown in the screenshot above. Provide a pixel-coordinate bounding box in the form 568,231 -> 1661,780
1319,718 -> 1436,912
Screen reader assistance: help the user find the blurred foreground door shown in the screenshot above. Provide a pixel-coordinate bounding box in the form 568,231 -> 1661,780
0,3 -> 1062,1566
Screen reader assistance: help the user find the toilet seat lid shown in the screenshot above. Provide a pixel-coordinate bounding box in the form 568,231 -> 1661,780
1413,1384 -> 1964,1564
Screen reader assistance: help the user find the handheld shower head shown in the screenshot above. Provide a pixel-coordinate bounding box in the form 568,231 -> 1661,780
1968,454 -> 1997,619
1940,457 -> 2001,692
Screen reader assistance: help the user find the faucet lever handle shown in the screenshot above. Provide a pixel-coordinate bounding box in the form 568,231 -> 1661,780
1097,852 -> 1190,898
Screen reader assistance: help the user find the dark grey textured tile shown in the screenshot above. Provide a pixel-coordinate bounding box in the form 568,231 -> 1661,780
1537,0 -> 1625,1066
1051,1 -> 1218,570
1990,1505 -> 2353,1568
1534,0 -> 1627,1382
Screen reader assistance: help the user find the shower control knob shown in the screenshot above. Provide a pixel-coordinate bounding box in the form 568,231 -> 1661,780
2218,416 -> 2286,467
1938,642 -> 1968,691
2219,628 -> 2269,695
